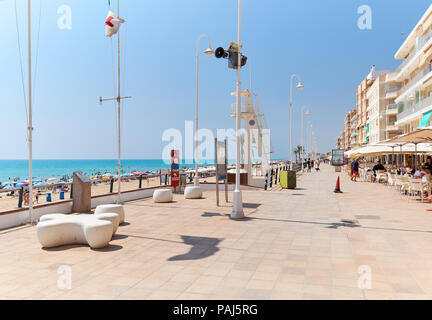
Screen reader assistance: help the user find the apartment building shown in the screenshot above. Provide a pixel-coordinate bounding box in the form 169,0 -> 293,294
394,4 -> 432,132
336,131 -> 345,150
366,72 -> 403,143
350,111 -> 358,148
344,109 -> 357,150
357,66 -> 390,145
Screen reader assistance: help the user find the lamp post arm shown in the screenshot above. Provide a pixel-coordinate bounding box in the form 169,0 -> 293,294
194,34 -> 212,186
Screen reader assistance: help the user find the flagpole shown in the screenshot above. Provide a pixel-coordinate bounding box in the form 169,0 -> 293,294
28,0 -> 34,224
117,0 -> 122,204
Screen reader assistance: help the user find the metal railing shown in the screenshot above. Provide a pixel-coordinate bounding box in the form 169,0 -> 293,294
397,63 -> 432,99
397,94 -> 432,121
385,85 -> 402,94
0,172 -> 180,210
395,29 -> 432,75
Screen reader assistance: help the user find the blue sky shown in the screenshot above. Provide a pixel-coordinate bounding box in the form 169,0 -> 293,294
1,0 -> 431,160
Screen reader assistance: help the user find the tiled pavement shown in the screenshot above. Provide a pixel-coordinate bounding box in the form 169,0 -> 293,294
1,164 -> 432,299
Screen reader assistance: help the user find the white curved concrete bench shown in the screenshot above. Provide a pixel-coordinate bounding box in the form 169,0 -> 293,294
153,189 -> 173,203
95,204 -> 125,224
37,213 -> 119,249
184,186 -> 202,199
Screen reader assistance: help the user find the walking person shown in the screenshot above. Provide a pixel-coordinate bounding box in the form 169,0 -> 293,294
351,158 -> 359,182
307,158 -> 312,172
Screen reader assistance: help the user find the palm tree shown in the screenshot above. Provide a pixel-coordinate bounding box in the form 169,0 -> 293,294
294,145 -> 303,163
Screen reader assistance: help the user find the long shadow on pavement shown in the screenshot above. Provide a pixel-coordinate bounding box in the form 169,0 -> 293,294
168,235 -> 222,261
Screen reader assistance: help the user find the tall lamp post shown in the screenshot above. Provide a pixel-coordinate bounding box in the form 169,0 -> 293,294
301,107 -> 310,172
289,74 -> 304,170
232,0 -> 244,219
308,123 -> 314,160
193,35 -> 214,188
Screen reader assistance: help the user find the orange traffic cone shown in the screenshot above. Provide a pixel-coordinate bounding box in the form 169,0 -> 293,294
334,176 -> 343,193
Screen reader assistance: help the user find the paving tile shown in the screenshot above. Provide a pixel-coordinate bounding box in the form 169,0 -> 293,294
1,165 -> 432,300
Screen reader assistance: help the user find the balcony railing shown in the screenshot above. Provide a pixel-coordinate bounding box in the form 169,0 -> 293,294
395,28 -> 432,75
397,63 -> 432,99
387,103 -> 397,110
397,94 -> 432,121
385,85 -> 402,94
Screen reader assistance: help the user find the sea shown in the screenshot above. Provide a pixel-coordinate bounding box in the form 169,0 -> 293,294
0,159 -> 217,182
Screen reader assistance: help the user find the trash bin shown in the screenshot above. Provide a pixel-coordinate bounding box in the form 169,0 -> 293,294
59,191 -> 65,200
46,193 -> 52,202
287,170 -> 296,189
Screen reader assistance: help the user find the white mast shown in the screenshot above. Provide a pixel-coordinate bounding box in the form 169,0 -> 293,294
28,0 -> 34,224
117,0 -> 121,203
231,0 -> 244,219
100,0 -> 131,203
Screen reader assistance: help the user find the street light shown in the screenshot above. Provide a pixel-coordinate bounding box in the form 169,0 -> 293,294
301,107 -> 310,172
185,34 -> 214,199
232,0 -> 244,219
289,74 -> 304,170
213,0 -> 246,218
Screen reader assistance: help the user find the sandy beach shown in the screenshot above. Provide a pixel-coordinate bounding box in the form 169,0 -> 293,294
0,174 -> 227,213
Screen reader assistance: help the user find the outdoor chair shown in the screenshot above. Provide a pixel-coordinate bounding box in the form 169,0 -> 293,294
395,176 -> 410,197
387,172 -> 396,189
359,168 -> 366,182
408,178 -> 425,202
376,170 -> 387,184
365,170 -> 374,183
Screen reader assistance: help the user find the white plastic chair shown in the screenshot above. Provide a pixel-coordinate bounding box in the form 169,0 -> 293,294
409,178 -> 424,202
387,172 -> 396,189
395,175 -> 409,197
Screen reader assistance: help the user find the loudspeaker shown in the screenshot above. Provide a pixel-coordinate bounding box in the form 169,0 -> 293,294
215,47 -> 228,59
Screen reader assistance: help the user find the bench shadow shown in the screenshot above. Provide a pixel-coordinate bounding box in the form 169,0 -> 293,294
43,244 -> 123,252
202,212 -> 228,217
112,234 -> 128,240
201,212 -> 253,221
168,235 -> 222,261
243,203 -> 261,209
120,222 -> 130,226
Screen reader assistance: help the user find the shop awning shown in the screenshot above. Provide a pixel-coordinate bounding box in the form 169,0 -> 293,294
387,127 -> 432,144
419,110 -> 432,128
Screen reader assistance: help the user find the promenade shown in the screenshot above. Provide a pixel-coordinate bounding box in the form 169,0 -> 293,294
1,164 -> 432,299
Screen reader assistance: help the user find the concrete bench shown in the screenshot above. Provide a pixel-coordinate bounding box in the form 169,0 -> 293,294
37,213 -> 119,249
94,204 -> 125,224
184,186 -> 202,199
153,189 -> 173,203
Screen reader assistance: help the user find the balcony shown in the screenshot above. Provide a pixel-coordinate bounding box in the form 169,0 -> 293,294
397,94 -> 432,122
386,103 -> 398,115
385,84 -> 402,99
385,123 -> 400,131
396,63 -> 432,101
395,29 -> 432,78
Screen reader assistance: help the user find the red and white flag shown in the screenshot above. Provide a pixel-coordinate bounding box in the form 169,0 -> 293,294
105,11 -> 125,37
